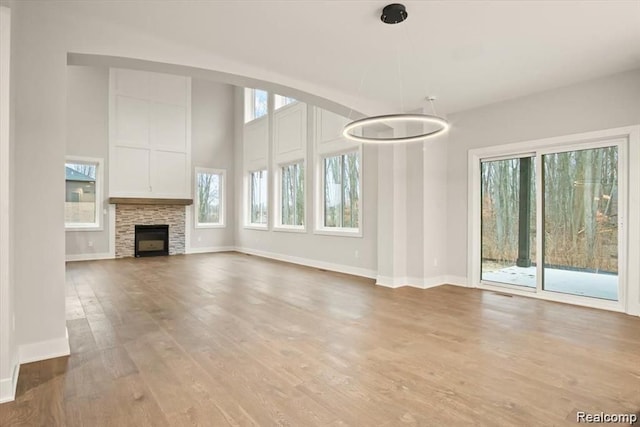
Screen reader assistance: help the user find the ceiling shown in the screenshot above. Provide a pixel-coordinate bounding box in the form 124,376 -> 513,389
63,0 -> 640,115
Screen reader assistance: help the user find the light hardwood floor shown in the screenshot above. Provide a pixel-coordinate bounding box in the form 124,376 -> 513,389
1,252 -> 639,426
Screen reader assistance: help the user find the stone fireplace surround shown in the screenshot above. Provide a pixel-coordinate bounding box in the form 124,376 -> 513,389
114,204 -> 186,258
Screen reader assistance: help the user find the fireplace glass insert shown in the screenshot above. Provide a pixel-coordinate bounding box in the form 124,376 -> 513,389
134,224 -> 169,257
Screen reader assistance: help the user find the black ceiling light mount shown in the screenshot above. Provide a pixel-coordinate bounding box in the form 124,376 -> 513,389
381,3 -> 408,24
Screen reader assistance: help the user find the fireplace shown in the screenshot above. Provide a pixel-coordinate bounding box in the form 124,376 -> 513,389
135,224 -> 169,257
114,204 -> 185,258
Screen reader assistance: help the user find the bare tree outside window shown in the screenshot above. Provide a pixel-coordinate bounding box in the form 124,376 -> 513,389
67,163 -> 96,179
324,152 -> 359,229
250,170 -> 268,224
480,146 -> 619,300
196,170 -> 223,226
281,162 -> 304,226
542,147 -> 618,299
254,90 -> 268,119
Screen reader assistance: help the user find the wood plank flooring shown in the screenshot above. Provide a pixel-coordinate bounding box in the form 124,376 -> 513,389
1,252 -> 639,426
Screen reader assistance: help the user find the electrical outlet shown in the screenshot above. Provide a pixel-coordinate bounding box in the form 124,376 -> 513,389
355,250 -> 359,259
197,236 -> 202,242
88,241 -> 93,247
433,258 -> 438,267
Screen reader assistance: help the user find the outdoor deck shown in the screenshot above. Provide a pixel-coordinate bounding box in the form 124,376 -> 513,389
482,266 -> 618,301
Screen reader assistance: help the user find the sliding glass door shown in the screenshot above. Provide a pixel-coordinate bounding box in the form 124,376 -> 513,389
481,156 -> 536,288
478,139 -> 624,306
542,146 -> 619,300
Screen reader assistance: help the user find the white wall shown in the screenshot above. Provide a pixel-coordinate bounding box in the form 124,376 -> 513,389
445,68 -> 640,298
422,137 -> 449,283
0,4 -> 18,403
65,66 -> 111,258
234,88 -> 378,277
189,78 -> 235,251
376,123 -> 449,288
405,143 -> 423,280
64,68 -> 235,258
11,1 -> 70,362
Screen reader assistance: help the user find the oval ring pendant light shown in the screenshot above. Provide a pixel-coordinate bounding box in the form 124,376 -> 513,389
343,4 -> 450,144
343,114 -> 449,144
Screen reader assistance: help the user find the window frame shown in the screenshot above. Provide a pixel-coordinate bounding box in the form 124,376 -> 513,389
246,169 -> 269,229
194,167 -> 226,229
244,88 -> 268,123
315,148 -> 363,237
274,160 -> 306,233
64,155 -> 104,231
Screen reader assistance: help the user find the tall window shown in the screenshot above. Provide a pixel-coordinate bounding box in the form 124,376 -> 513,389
195,168 -> 225,227
65,157 -> 102,229
249,170 -> 268,225
274,94 -> 296,110
244,88 -> 268,123
323,152 -> 360,229
280,162 -> 304,227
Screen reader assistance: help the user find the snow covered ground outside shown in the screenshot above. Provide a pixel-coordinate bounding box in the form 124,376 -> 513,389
482,266 -> 618,301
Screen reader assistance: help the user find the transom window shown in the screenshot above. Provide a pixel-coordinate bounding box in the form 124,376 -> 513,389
244,88 -> 268,123
274,94 -> 297,110
195,168 -> 225,228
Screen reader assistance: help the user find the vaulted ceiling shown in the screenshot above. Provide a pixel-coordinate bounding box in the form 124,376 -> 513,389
65,0 -> 640,115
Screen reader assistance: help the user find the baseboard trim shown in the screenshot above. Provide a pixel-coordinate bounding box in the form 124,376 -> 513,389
65,252 -> 113,262
626,302 -> 640,317
19,327 -> 70,365
234,247 -> 377,279
0,363 -> 19,403
443,275 -> 469,287
375,276 -> 404,288
376,275 -> 449,289
185,246 -> 236,255
415,275 -> 449,289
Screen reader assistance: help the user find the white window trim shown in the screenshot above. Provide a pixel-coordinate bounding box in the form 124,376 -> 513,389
468,125 -> 640,315
274,160 -> 306,232
314,147 -> 363,237
246,169 -> 269,229
194,167 -> 226,229
65,155 -> 104,232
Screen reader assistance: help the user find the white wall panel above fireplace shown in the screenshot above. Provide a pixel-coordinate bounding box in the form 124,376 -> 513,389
114,68 -> 150,100
112,146 -> 150,195
115,96 -> 149,145
109,68 -> 191,199
152,151 -> 188,197
150,102 -> 187,151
